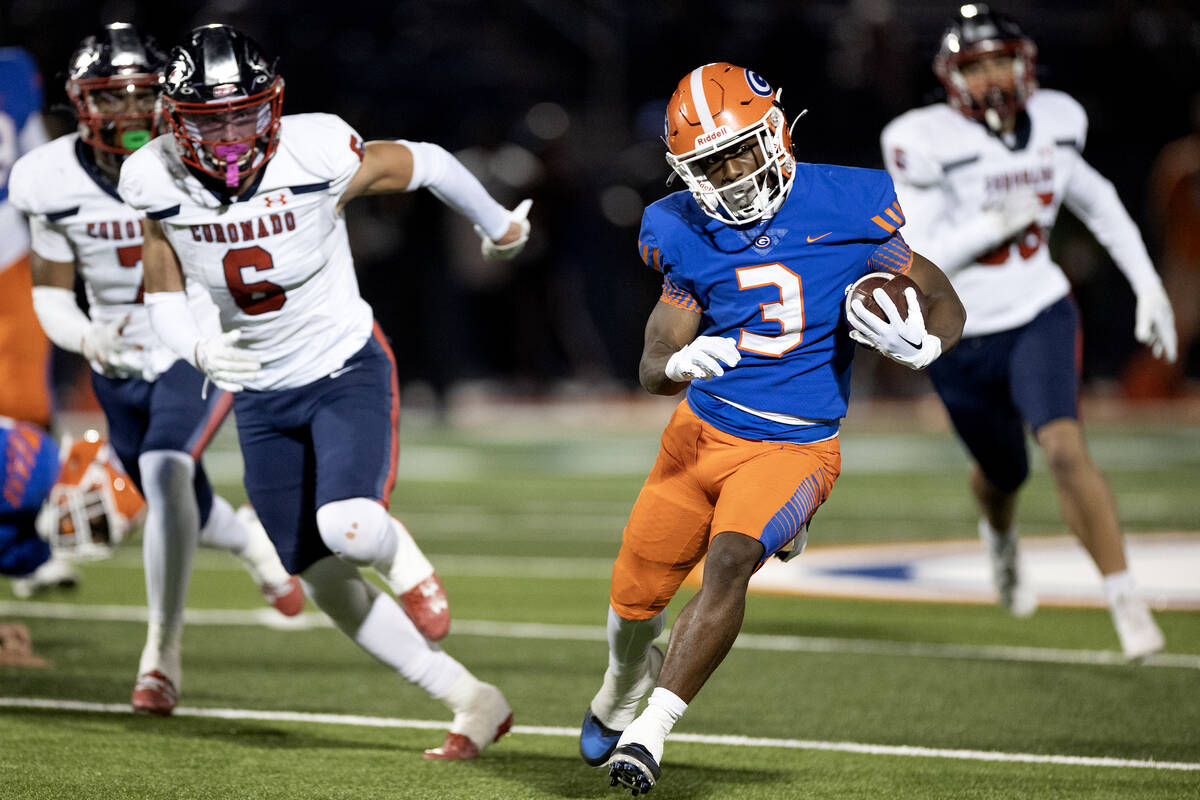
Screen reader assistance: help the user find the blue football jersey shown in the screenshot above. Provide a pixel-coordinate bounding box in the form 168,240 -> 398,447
638,162 -> 913,442
0,417 -> 58,576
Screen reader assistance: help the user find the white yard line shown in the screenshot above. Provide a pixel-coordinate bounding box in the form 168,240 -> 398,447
0,697 -> 1195,772
3,601 -> 1199,670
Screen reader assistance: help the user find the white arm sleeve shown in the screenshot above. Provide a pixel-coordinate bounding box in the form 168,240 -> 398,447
31,286 -> 90,353
400,139 -> 510,240
1062,152 -> 1163,295
145,291 -> 202,368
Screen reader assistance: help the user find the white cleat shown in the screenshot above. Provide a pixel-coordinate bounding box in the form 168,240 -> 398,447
1111,592 -> 1165,662
424,681 -> 513,761
979,520 -> 1037,618
11,557 -> 79,599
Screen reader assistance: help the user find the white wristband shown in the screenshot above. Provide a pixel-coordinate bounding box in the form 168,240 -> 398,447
31,286 -> 91,353
400,139 -> 510,240
145,291 -> 203,367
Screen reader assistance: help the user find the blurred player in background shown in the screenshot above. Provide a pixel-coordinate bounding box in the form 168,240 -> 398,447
881,4 -> 1175,659
582,63 -> 965,795
0,417 -> 69,595
123,24 -> 530,758
0,47 -> 52,429
9,24 -> 304,717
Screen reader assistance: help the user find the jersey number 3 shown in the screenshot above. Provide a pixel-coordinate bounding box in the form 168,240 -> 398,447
736,263 -> 804,356
224,246 -> 286,314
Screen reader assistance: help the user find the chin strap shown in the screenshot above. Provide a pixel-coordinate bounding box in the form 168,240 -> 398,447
213,143 -> 249,187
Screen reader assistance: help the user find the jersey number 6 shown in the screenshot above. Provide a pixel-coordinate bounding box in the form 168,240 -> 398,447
736,263 -> 805,356
223,246 -> 286,314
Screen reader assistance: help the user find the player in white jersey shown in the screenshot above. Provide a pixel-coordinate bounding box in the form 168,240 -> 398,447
9,24 -> 304,716
122,25 -> 528,759
881,4 -> 1176,660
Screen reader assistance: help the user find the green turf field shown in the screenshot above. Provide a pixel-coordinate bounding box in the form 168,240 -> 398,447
2,406 -> 1198,799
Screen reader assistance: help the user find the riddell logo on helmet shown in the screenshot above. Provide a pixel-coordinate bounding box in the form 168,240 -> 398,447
213,83 -> 239,97
694,127 -> 731,147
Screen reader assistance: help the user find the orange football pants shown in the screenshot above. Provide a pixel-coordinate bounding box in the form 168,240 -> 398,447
610,400 -> 840,620
0,256 -> 52,428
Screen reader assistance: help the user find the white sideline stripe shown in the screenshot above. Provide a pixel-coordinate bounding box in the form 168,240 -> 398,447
4,601 -> 1200,670
1,697 -> 1196,773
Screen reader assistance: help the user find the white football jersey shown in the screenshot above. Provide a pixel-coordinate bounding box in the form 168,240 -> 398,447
9,133 -> 217,379
119,114 -> 374,391
883,90 -> 1096,337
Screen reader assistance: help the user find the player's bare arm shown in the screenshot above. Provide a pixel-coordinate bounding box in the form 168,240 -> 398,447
639,301 -> 702,395
29,253 -> 75,290
141,218 -> 186,293
336,140 -> 527,249
907,252 -> 966,350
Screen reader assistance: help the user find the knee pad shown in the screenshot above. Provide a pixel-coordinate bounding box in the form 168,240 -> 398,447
315,498 -> 393,566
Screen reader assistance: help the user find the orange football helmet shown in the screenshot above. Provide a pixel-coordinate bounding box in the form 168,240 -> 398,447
35,431 -> 146,560
664,63 -> 797,225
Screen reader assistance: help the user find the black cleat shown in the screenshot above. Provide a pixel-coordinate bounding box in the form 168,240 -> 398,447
606,743 -> 660,795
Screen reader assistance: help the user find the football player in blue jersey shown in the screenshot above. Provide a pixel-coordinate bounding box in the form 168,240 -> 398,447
0,417 -> 66,592
582,63 -> 966,795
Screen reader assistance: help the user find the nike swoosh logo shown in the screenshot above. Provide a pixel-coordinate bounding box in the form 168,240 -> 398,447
329,365 -> 359,379
806,231 -> 833,243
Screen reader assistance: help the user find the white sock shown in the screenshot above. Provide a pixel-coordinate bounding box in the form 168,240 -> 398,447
979,518 -> 1016,547
617,687 -> 688,764
136,619 -> 182,688
590,606 -> 665,729
1103,571 -> 1135,607
374,517 -> 434,595
137,450 -> 199,686
199,497 -> 291,589
299,555 -> 462,697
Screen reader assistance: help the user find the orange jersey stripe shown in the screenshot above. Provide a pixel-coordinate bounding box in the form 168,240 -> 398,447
661,278 -> 701,312
870,215 -> 897,234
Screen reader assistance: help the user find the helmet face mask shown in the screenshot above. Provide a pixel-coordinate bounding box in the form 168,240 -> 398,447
34,435 -> 146,562
934,4 -> 1038,131
664,63 -> 796,226
65,24 -> 167,162
161,25 -> 285,189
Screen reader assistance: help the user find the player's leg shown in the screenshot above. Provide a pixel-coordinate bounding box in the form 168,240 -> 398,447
310,326 -> 449,640
146,362 -> 301,617
583,403 -> 711,768
608,427 -> 840,794
237,368 -> 510,760
929,333 -> 1036,617
297,554 -> 511,760
1011,298 -> 1163,659
92,370 -> 188,713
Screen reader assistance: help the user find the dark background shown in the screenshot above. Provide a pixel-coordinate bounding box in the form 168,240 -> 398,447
6,0 -> 1199,409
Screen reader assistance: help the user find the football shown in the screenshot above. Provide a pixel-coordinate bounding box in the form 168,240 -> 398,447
846,272 -> 924,322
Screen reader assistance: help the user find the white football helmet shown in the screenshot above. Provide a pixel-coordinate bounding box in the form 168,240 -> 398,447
35,431 -> 146,561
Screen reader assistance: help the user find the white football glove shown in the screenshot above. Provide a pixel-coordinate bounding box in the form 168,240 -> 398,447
194,330 -> 261,392
847,287 -> 942,370
1134,282 -> 1177,363
475,198 -> 532,261
81,315 -> 144,379
665,336 -> 742,381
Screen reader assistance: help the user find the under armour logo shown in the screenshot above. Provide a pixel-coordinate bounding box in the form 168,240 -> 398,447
264,194 -> 287,207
